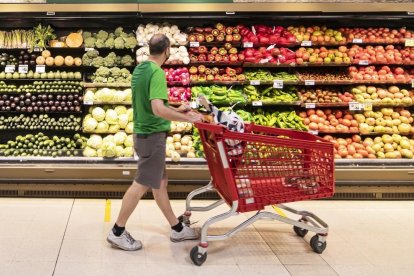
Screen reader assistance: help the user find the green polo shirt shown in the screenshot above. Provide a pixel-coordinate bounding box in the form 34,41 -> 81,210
131,61 -> 170,134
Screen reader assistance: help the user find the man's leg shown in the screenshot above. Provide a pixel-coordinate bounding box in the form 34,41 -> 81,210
116,181 -> 149,227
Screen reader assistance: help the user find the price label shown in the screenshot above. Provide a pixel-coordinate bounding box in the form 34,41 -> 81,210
305,80 -> 315,86
35,65 -> 46,73
273,80 -> 283,89
301,40 -> 312,47
189,42 -> 200,47
405,39 -> 414,47
363,102 -> 373,111
305,103 -> 316,109
33,47 -> 42,52
349,102 -> 363,111
266,44 -> 275,51
359,60 -> 369,65
252,101 -> 263,106
5,65 -> 15,73
83,100 -> 93,105
353,38 -> 363,44
250,80 -> 260,85
259,58 -> 270,64
243,42 -> 253,48
85,47 -> 95,52
122,170 -> 130,176
308,130 -> 319,135
18,65 -> 28,74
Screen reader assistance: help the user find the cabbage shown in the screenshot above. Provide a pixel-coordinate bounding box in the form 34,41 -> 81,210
113,90 -> 127,103
103,135 -> 114,143
114,132 -> 127,145
83,147 -> 97,157
97,148 -> 103,157
101,141 -> 117,158
115,146 -> 125,157
118,114 -> 129,129
105,109 -> 118,124
98,88 -> 114,102
86,134 -> 103,149
96,121 -> 109,132
109,124 -> 120,133
125,122 -> 133,134
127,108 -> 133,122
124,146 -> 134,157
83,117 -> 98,132
92,107 -> 106,122
124,135 -> 133,147
115,106 -> 127,115
125,88 -> 132,102
84,90 -> 95,102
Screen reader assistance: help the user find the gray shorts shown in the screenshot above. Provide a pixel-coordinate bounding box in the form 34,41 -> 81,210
133,132 -> 167,189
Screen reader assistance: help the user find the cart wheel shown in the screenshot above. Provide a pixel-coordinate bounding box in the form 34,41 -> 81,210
178,215 -> 191,226
190,246 -> 207,266
293,225 -> 308,238
310,235 -> 327,254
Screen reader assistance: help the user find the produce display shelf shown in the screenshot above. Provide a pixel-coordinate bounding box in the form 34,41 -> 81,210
246,80 -> 299,85
0,156 -> 204,163
0,78 -> 82,82
301,102 -> 350,107
247,101 -> 301,106
0,92 -> 82,95
189,61 -> 243,66
82,131 -> 130,135
360,132 -> 414,136
0,111 -> 82,114
242,43 -> 297,48
83,101 -> 132,106
167,81 -> 190,87
360,103 -> 414,108
162,63 -> 189,67
191,80 -> 246,86
352,80 -> 413,85
313,130 -> 360,135
83,47 -> 137,52
243,62 -> 351,68
297,80 -> 354,85
0,65 -> 84,70
82,65 -> 136,70
188,42 -> 242,48
351,62 -> 414,66
83,83 -> 130,88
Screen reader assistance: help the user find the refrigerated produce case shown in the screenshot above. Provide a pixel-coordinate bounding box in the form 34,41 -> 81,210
0,7 -> 414,199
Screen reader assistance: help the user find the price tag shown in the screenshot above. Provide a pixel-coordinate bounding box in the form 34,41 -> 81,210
250,80 -> 260,85
189,42 -> 200,47
308,130 -> 319,135
243,42 -> 253,48
85,47 -> 95,52
266,44 -> 275,51
405,39 -> 414,47
359,60 -> 369,65
33,47 -> 42,52
252,101 -> 263,106
349,102 -> 363,111
83,100 -> 93,105
353,38 -> 363,44
273,80 -> 283,89
305,80 -> 315,86
305,103 -> 316,109
122,170 -> 130,176
363,102 -> 373,111
301,40 -> 312,47
35,65 -> 46,73
5,65 -> 15,73
18,65 -> 28,74
259,58 -> 270,64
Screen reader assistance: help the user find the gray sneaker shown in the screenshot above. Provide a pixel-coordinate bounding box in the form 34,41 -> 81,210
170,224 -> 200,242
107,230 -> 142,251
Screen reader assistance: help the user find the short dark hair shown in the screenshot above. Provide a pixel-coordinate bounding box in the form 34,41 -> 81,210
149,34 -> 170,55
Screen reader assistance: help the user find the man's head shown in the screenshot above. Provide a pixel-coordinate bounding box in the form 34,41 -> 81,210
149,34 -> 170,62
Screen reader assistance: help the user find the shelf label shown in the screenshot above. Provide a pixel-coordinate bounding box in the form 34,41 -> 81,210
83,100 -> 94,105
250,80 -> 260,85
266,44 -> 275,51
18,65 -> 28,74
405,39 -> 414,47
189,42 -> 200,47
308,130 -> 319,135
305,80 -> 315,86
33,47 -> 42,52
363,102 -> 373,111
359,60 -> 369,65
138,42 -> 148,47
259,58 -> 270,64
122,170 -> 130,176
5,65 -> 15,73
349,102 -> 363,111
35,65 -> 46,73
305,103 -> 316,109
273,80 -> 283,89
46,11 -> 55,16
252,101 -> 263,106
353,38 -> 363,44
85,47 -> 95,52
301,40 -> 312,47
243,42 -> 253,48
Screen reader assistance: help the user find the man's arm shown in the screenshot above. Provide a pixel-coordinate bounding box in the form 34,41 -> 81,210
151,99 -> 202,123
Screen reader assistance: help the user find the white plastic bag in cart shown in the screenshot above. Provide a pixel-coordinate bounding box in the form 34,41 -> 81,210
197,95 -> 245,156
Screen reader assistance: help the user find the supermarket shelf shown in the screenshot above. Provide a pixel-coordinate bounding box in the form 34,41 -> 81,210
83,83 -> 131,88
190,61 -> 243,67
188,41 -> 242,48
301,102 -> 350,108
191,80 -> 246,86
243,62 -> 351,68
0,78 -> 82,82
83,101 -> 132,106
248,101 -> 301,106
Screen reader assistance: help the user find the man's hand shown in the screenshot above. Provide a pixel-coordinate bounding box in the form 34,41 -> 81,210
176,103 -> 191,113
186,111 -> 203,123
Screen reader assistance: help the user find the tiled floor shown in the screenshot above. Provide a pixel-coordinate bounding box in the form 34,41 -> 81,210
1,198 -> 414,276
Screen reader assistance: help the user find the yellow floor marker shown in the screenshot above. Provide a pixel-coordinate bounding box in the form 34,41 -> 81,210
272,205 -> 287,217
104,199 -> 111,222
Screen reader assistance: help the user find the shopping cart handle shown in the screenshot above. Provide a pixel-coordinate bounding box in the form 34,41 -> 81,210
194,122 -> 226,134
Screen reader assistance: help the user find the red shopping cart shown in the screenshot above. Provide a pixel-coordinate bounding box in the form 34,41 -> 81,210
180,122 -> 335,266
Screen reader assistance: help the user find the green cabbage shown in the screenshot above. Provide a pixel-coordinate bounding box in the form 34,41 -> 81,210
113,90 -> 127,102
125,122 -> 133,134
115,146 -> 125,157
114,106 -> 127,115
118,114 -> 129,129
127,108 -> 133,122
86,134 -> 103,149
124,146 -> 134,157
124,135 -> 133,147
96,121 -> 109,132
105,109 -> 118,124
84,90 -> 95,102
83,147 -> 97,157
109,124 -> 120,133
92,107 -> 106,122
101,141 -> 117,158
103,135 -> 114,143
83,117 -> 98,132
114,132 -> 127,145
98,88 -> 114,102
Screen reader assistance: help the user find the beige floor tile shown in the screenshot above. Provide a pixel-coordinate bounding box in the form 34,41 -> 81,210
7,261 -> 55,276
193,265 -> 241,276
239,264 -> 291,276
286,264 -> 339,276
320,240 -> 372,265
330,264 -> 377,276
58,239 -> 103,262
101,262 -> 141,276
12,239 -> 61,262
138,264 -> 196,276
53,261 -> 102,276
144,236 -> 194,265
102,242 -> 146,264
230,241 -> 282,265
277,253 -> 327,265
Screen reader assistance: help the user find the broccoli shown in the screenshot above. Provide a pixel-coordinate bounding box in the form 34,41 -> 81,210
103,52 -> 117,67
110,67 -> 121,78
95,39 -> 106,48
93,76 -> 106,83
91,56 -> 104,67
107,77 -> 115,83
124,36 -> 138,49
120,68 -> 130,77
86,50 -> 99,58
84,37 -> 96,48
82,54 -> 92,66
97,30 -> 109,41
82,31 -> 92,39
108,33 -> 115,39
116,56 -> 122,66
120,32 -> 129,39
128,33 -> 135,38
114,37 -> 125,49
95,67 -> 111,77
121,55 -> 134,66
104,37 -> 115,49
114,27 -> 124,37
